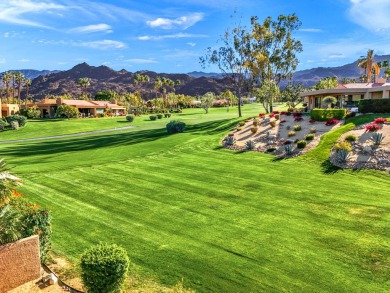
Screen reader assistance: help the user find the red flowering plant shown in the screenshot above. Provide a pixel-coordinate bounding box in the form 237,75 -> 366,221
294,117 -> 304,121
293,112 -> 302,118
280,119 -> 287,123
269,113 -> 275,118
272,110 -> 280,114
259,113 -> 266,118
309,119 -> 316,123
365,123 -> 380,132
280,111 -> 288,115
373,117 -> 387,124
325,119 -> 339,126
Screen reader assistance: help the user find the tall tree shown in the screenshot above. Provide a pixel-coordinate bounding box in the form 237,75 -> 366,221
282,82 -> 305,109
253,79 -> 280,112
24,78 -> 32,106
201,92 -> 215,114
312,76 -> 338,90
357,49 -> 375,83
15,72 -> 24,106
77,77 -> 91,99
11,72 -> 17,103
200,18 -> 251,117
1,72 -> 12,103
246,14 -> 303,112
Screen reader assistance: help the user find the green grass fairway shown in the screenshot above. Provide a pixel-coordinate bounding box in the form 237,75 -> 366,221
1,107 -> 389,292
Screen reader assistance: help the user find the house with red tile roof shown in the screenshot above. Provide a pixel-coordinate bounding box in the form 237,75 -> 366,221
301,82 -> 390,110
24,98 -> 126,118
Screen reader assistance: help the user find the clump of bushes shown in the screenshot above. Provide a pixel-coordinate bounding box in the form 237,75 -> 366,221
365,123 -> 380,132
166,120 -> 186,134
238,121 -> 246,126
250,127 -> 258,134
0,120 -> 6,131
80,243 -> 130,293
267,147 -> 277,152
288,131 -> 296,137
359,99 -> 390,113
297,140 -> 307,148
246,140 -> 256,150
310,108 -> 346,120
164,113 -> 171,118
149,115 -> 157,121
305,134 -> 315,141
224,136 -> 236,146
253,118 -> 259,126
157,114 -> 163,119
345,134 -> 356,142
310,127 -> 316,133
5,115 -> 27,127
20,106 -> 41,119
293,125 -> 301,131
373,117 -> 387,124
325,119 -> 339,126
56,104 -> 79,118
236,127 -> 242,131
126,115 -> 135,122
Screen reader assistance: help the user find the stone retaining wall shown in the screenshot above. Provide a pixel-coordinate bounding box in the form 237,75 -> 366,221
0,235 -> 41,293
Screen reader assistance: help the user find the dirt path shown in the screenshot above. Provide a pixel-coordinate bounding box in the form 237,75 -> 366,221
0,126 -> 134,144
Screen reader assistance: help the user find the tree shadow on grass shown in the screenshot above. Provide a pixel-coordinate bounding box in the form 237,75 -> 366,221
0,127 -> 168,158
321,160 -> 341,174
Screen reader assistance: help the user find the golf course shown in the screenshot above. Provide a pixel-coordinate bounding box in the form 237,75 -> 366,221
1,104 -> 389,292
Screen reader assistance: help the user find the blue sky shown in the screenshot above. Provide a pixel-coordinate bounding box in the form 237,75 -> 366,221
1,0 -> 390,73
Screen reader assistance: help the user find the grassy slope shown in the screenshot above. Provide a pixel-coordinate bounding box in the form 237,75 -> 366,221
1,107 -> 389,292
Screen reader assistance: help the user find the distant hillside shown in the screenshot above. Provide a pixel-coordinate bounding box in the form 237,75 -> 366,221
28,63 -> 235,99
0,69 -> 59,80
10,54 -> 390,99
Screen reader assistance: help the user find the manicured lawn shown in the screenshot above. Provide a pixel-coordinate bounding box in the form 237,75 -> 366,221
1,108 -> 389,292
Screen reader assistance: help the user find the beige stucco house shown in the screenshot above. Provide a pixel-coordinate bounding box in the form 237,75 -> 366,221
301,82 -> 390,110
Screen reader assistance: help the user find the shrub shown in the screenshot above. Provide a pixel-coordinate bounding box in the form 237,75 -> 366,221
345,134 -> 356,142
9,196 -> 52,262
224,136 -> 236,146
274,114 -> 280,120
373,117 -> 387,124
293,125 -> 301,131
270,121 -> 276,128
0,120 -> 6,131
359,99 -> 390,113
334,141 -> 352,152
365,123 -> 380,132
325,119 -> 339,126
309,119 -> 316,123
259,113 -> 266,118
269,113 -> 275,118
166,120 -> 186,134
322,96 -> 337,108
297,140 -> 307,148
305,134 -> 315,141
280,119 -> 286,123
126,115 -> 135,122
272,110 -> 280,114
310,127 -> 316,133
149,115 -> 157,121
293,112 -> 302,118
6,115 -> 27,127
20,106 -> 41,119
370,132 -> 384,145
294,117 -> 304,122
80,243 -> 130,293
335,149 -> 350,163
164,113 -> 171,118
310,109 -> 346,121
288,131 -> 296,137
56,105 -> 79,118
238,121 -> 246,126
10,121 -> 19,130
246,140 -> 256,150
236,127 -> 242,131
253,119 -> 259,126
284,144 -> 294,155
157,114 -> 163,119
250,127 -> 258,134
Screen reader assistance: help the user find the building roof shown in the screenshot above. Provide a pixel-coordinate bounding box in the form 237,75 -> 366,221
301,82 -> 390,97
62,100 -> 96,107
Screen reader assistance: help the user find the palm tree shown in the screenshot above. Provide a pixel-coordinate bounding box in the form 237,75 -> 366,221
77,77 -> 91,99
357,49 -> 374,83
15,72 -> 24,106
2,72 -> 12,103
24,78 -> 32,106
11,72 -> 17,103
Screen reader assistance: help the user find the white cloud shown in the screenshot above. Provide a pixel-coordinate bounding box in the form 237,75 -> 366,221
3,32 -> 9,38
69,23 -> 113,34
187,42 -> 196,47
146,13 -> 204,30
102,61 -> 111,65
78,40 -> 127,49
347,0 -> 390,33
18,59 -> 30,62
0,58 -> 6,64
300,28 -> 323,33
328,54 -> 346,59
125,58 -> 158,64
0,0 -> 66,28
137,33 -> 208,41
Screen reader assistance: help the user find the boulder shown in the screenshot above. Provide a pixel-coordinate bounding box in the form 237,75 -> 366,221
362,146 -> 372,154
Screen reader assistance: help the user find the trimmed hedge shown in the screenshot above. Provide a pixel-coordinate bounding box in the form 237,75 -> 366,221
126,115 -> 135,122
0,119 -> 6,131
310,109 -> 346,121
80,243 -> 130,293
358,99 -> 390,113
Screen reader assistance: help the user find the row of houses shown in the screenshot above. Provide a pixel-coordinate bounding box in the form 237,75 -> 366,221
302,82 -> 390,110
1,98 -> 126,118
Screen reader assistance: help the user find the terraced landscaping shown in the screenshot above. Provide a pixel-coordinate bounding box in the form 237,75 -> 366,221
1,105 -> 389,292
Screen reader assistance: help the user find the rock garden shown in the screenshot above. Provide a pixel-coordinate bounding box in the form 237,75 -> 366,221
223,110 -> 342,157
223,111 -> 390,173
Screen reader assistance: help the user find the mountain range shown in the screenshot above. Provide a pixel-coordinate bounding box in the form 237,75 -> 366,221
3,54 -> 390,99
